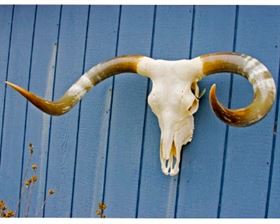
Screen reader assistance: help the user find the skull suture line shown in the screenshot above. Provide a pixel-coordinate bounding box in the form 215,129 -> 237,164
6,52 -> 276,176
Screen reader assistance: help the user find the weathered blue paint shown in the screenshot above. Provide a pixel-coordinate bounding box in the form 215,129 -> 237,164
42,6 -> 89,217
176,5 -> 237,218
19,5 -> 61,217
71,5 -> 121,218
0,5 -> 36,214
138,5 -> 194,218
220,6 -> 280,218
0,5 -> 13,168
0,5 -> 279,218
104,6 -> 154,217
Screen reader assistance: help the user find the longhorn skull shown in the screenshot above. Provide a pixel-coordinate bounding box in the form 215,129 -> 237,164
6,52 -> 276,176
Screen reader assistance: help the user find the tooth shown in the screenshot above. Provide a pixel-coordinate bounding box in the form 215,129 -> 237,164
171,158 -> 180,176
170,167 -> 179,176
161,162 -> 169,175
160,151 -> 170,176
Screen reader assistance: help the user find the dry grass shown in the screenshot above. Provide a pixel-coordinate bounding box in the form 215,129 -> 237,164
96,202 -> 107,218
1,142 -> 107,218
0,143 -> 55,218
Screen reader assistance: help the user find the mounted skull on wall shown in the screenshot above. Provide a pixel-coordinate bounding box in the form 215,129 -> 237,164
6,52 -> 276,176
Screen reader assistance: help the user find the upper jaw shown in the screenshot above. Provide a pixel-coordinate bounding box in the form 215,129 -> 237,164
160,140 -> 179,176
159,116 -> 194,176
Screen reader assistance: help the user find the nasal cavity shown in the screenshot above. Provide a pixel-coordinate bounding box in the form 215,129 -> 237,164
162,141 -> 179,176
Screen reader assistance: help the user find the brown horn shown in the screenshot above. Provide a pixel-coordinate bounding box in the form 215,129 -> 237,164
199,52 -> 276,127
6,55 -> 144,115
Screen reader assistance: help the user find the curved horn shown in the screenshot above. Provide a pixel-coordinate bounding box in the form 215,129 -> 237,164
198,52 -> 276,126
6,55 -> 145,115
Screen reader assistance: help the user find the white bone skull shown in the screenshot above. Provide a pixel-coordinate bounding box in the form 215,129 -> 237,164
6,52 -> 276,176
137,57 -> 202,175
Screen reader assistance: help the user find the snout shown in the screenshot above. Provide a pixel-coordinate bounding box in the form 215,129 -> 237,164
160,140 -> 179,176
159,115 -> 195,176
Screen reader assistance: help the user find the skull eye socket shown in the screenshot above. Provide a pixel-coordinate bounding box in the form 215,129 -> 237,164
188,98 -> 199,114
187,82 -> 200,114
191,81 -> 199,97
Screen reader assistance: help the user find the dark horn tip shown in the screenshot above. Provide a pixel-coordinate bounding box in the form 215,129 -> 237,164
209,84 -> 245,127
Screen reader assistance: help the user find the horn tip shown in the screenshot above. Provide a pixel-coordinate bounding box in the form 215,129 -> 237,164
5,81 -> 30,98
5,80 -> 12,85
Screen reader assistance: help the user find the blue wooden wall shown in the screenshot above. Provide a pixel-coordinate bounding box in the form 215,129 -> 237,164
0,5 -> 280,218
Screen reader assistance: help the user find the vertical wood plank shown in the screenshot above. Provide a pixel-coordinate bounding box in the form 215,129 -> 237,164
1,5 -> 279,218
0,5 -> 36,212
71,5 -> 121,217
137,6 -> 194,218
220,6 -> 280,217
103,6 -> 154,218
262,11 -> 280,219
176,6 -> 237,218
0,5 -> 13,166
43,5 -> 89,217
268,87 -> 280,217
19,6 -> 61,217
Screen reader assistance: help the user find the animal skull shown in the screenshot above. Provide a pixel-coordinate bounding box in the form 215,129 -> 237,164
6,52 -> 276,176
137,57 -> 201,175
